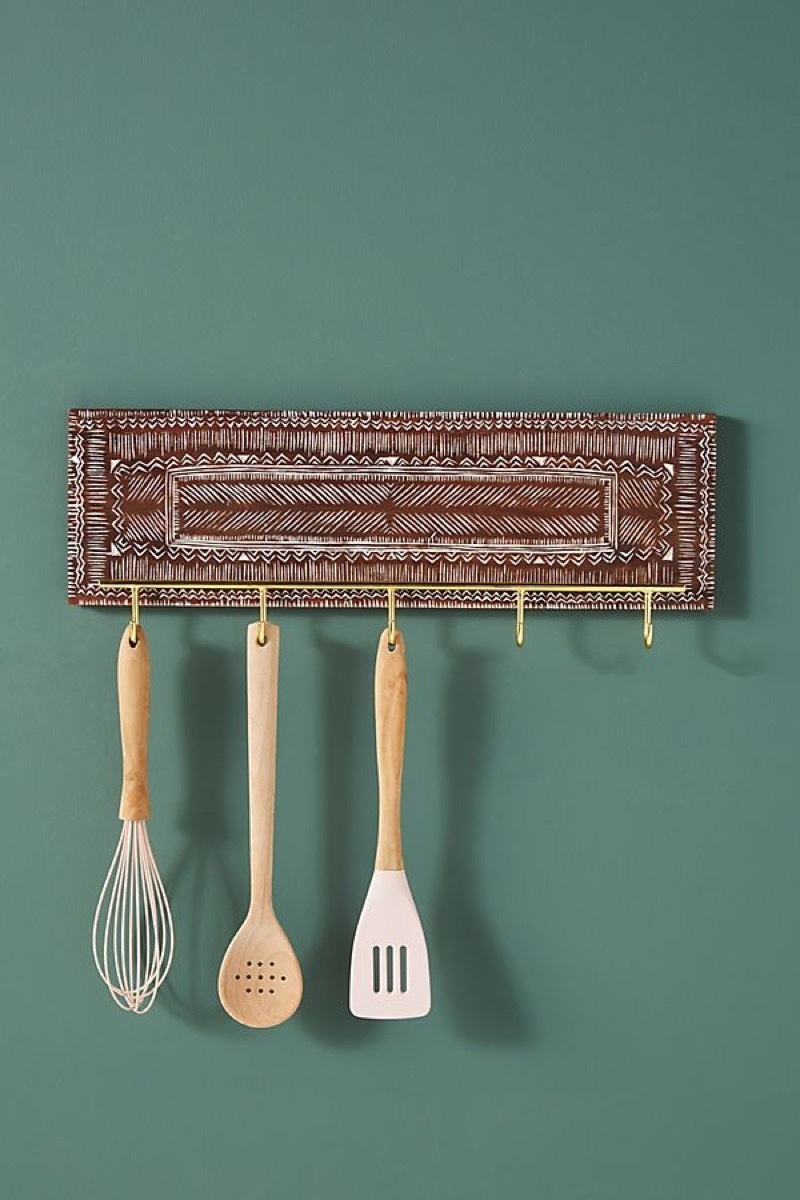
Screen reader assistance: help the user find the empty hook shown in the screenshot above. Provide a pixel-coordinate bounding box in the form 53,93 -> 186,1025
516,588 -> 526,648
643,589 -> 654,649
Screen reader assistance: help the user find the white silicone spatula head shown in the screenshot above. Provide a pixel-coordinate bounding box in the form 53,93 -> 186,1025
349,629 -> 431,1019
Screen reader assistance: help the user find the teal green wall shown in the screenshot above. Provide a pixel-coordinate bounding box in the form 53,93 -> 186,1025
2,3 -> 798,1198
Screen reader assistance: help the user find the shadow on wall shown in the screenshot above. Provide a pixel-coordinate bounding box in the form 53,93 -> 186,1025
698,415 -> 765,675
299,626 -> 385,1046
161,614 -> 247,1030
433,627 -> 533,1045
567,611 -> 644,675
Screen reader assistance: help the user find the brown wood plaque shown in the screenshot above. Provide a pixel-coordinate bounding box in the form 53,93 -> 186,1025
68,409 -> 715,610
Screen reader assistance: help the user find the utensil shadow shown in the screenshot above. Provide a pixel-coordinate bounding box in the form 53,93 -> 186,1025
161,615 -> 248,1031
433,638 -> 533,1044
299,625 -> 384,1045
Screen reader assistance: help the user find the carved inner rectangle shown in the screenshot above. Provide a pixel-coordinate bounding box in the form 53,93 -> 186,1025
167,465 -> 618,556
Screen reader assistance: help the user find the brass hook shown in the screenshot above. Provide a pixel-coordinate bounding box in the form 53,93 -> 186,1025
387,586 -> 397,648
257,586 -> 269,646
128,585 -> 141,647
515,587 -> 526,648
643,589 -> 654,649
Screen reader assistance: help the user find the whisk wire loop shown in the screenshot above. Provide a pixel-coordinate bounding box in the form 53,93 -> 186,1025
92,820 -> 174,1013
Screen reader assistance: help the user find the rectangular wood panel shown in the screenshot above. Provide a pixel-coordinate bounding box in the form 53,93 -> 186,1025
68,409 -> 715,609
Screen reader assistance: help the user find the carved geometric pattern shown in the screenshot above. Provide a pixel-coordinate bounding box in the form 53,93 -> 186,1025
68,409 -> 715,610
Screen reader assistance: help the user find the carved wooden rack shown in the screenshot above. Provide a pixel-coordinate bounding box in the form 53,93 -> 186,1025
68,409 -> 716,647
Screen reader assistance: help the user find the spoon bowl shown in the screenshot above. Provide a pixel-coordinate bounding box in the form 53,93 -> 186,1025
219,918 -> 302,1028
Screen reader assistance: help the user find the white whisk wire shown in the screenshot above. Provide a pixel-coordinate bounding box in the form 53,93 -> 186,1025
92,820 -> 174,1013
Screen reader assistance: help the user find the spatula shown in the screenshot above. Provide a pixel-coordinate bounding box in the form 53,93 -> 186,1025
218,622 -> 302,1028
349,628 -> 431,1019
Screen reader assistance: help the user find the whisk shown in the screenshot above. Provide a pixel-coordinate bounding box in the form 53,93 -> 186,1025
92,620 -> 174,1013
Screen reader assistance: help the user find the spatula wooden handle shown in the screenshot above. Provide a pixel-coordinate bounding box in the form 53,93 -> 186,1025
247,621 -> 280,919
375,628 -> 407,870
118,625 -> 151,821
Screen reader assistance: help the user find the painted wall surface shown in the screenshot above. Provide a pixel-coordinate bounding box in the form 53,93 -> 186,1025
1,4 -> 798,1198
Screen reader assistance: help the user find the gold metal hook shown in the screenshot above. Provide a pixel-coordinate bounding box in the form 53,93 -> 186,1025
515,588 -> 526,648
128,585 -> 141,646
643,589 -> 654,649
387,586 -> 397,648
257,586 -> 269,646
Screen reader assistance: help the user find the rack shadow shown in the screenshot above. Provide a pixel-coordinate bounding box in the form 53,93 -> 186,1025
566,611 -> 644,675
698,416 -> 765,674
565,416 -> 761,675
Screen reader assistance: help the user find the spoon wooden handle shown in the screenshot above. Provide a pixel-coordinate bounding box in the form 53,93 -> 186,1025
375,628 -> 407,870
118,625 -> 151,821
247,621 -> 280,919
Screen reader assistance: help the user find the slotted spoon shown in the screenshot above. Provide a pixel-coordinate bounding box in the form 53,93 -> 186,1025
349,628 -> 431,1019
218,622 -> 302,1028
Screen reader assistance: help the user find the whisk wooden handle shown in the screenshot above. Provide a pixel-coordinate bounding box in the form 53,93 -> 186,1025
375,628 -> 407,870
118,625 -> 151,822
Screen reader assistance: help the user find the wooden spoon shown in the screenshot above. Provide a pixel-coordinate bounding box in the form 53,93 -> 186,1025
218,622 -> 302,1028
